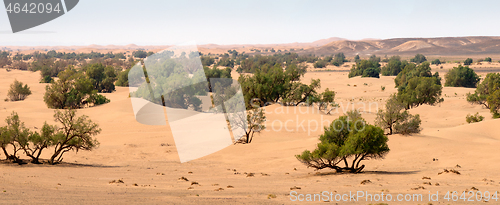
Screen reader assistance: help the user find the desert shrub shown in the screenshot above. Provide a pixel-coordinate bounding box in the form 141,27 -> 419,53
348,60 -> 381,78
410,54 -> 427,64
464,58 -> 473,65
465,113 -> 484,123
48,110 -> 101,164
484,57 -> 492,62
296,113 -> 389,173
87,92 -> 110,106
313,60 -> 327,68
375,95 -> 420,135
444,65 -> 480,88
7,80 -> 32,101
393,113 -> 421,135
466,73 -> 500,111
431,59 -> 441,65
381,86 -> 386,91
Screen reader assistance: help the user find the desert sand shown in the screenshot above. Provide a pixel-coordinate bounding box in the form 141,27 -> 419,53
0,65 -> 499,204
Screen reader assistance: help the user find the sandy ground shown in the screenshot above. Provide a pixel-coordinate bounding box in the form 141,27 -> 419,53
0,67 -> 499,204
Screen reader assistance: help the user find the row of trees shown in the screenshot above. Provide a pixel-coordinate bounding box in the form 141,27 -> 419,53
0,110 -> 100,165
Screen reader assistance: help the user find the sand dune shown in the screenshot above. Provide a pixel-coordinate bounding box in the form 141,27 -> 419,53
0,68 -> 499,204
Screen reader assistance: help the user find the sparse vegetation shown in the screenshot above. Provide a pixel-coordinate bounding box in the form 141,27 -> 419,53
465,113 -> 484,123
7,80 -> 32,101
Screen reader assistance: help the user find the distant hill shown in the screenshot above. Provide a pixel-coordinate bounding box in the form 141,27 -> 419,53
308,36 -> 500,56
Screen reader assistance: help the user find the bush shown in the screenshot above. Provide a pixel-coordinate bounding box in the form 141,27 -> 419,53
444,65 -> 480,88
464,58 -> 473,65
348,60 -> 380,78
132,50 -> 148,58
431,59 -> 441,65
296,113 -> 389,173
313,60 -> 327,68
410,54 -> 427,64
7,80 -> 32,101
465,113 -> 484,123
484,57 -> 492,62
393,113 -> 421,135
375,94 -> 421,135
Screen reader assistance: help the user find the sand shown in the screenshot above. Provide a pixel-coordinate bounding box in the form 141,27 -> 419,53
0,67 -> 499,204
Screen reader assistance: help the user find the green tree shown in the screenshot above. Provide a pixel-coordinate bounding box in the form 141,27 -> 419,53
48,110 -> 101,165
354,55 -> 360,63
132,50 -> 148,58
487,90 -> 500,118
444,65 -> 480,88
204,65 -> 232,92
410,54 -> 427,64
115,68 -> 130,87
464,58 -> 473,65
348,60 -> 381,78
0,112 -> 30,162
431,59 -> 441,65
466,73 -> 500,109
85,63 -> 117,93
394,62 -> 442,87
397,76 -> 444,109
381,56 -> 406,76
7,79 -> 32,101
19,122 -> 55,164
484,57 -> 492,62
375,94 -> 406,135
296,113 -> 389,173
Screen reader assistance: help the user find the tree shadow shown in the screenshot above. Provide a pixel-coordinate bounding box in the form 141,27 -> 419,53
312,170 -> 420,176
0,159 -> 120,168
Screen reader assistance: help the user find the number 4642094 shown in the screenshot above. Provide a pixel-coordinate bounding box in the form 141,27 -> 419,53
444,191 -> 498,202
6,3 -> 61,14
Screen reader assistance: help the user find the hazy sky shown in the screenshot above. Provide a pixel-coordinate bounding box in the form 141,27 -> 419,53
0,0 -> 499,46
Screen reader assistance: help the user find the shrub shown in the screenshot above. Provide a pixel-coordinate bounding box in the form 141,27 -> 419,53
410,54 -> 427,64
348,60 -> 380,78
313,60 -> 327,68
444,65 -> 480,88
296,113 -> 389,173
484,57 -> 492,62
375,94 -> 421,135
465,113 -> 484,123
431,59 -> 441,65
464,58 -> 473,65
393,113 -> 421,135
7,80 -> 32,101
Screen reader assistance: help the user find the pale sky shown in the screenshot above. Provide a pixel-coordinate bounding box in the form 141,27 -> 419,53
0,0 -> 499,46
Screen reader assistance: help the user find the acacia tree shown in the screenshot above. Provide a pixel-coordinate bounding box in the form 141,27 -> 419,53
296,112 -> 389,173
467,73 -> 500,110
1,112 -> 30,163
49,110 -> 101,164
19,123 -> 55,164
